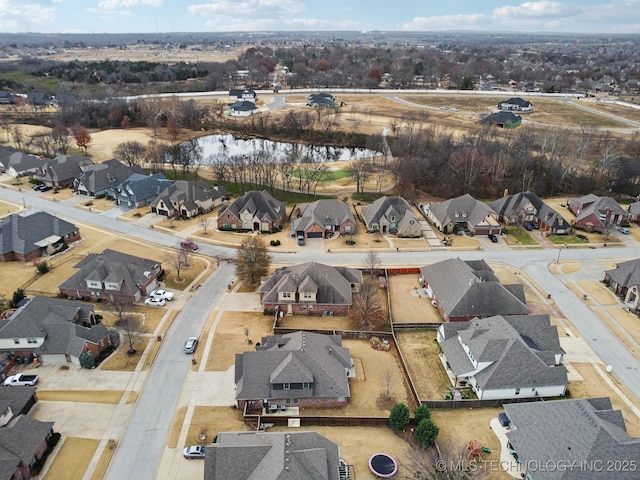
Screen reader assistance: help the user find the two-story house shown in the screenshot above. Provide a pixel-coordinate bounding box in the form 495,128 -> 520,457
217,190 -> 286,233
361,196 -> 422,237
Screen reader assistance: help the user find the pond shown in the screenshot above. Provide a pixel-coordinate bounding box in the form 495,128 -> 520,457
196,134 -> 381,163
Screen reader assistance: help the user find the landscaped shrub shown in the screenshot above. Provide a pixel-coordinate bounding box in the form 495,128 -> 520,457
36,260 -> 49,274
389,402 -> 410,431
414,404 -> 431,423
414,418 -> 439,448
79,351 -> 95,369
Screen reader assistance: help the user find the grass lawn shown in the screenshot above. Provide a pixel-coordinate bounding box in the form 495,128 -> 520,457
290,168 -> 354,181
549,234 -> 588,245
44,437 -> 99,480
503,227 -> 538,245
100,337 -> 151,371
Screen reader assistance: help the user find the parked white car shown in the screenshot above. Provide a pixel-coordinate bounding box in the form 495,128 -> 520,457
149,289 -> 174,301
145,297 -> 166,307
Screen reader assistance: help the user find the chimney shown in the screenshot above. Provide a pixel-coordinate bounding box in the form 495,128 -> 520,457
503,188 -> 509,198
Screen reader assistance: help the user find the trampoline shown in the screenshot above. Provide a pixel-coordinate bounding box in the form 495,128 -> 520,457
369,453 -> 398,478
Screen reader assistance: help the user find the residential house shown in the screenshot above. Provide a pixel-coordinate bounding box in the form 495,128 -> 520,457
604,259 -> 640,312
1,151 -> 42,178
235,331 -> 353,410
497,97 -> 533,112
204,431 -> 343,480
0,414 -> 56,480
0,386 -> 38,420
259,261 -> 362,316
217,190 -> 286,233
0,210 -> 80,263
58,249 -> 162,304
150,180 -> 226,218
307,93 -> 336,107
229,89 -> 257,101
361,196 -> 422,237
490,191 -> 572,235
567,194 -> 627,232
425,193 -> 502,236
111,172 -> 173,208
481,111 -> 522,128
73,159 -> 143,197
37,154 -> 93,188
228,100 -> 258,117
0,91 -> 15,105
293,199 -> 356,239
502,397 -> 640,479
419,258 -> 530,322
0,296 -> 112,365
628,201 -> 640,223
437,314 -> 567,400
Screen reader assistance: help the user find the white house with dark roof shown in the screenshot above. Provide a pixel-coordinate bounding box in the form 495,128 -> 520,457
502,397 -> 640,479
361,196 -> 422,237
0,210 -> 80,263
58,249 -> 161,304
204,431 -> 343,480
150,180 -> 226,218
1,151 -> 43,178
437,314 -> 567,400
235,331 -> 353,410
293,199 -> 356,239
0,296 -> 112,365
259,261 -> 362,316
228,100 -> 258,117
420,258 -> 530,322
497,97 -> 533,112
426,194 -> 502,236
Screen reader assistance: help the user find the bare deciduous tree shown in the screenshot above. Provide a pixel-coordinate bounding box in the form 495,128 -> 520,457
111,297 -> 144,355
198,216 -> 213,235
236,236 -> 271,285
350,278 -> 387,329
380,369 -> 394,401
363,250 -> 382,276
114,140 -> 147,167
164,250 -> 187,282
403,439 -> 487,479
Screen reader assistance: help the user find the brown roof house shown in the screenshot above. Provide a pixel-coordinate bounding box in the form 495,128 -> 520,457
419,258 -> 530,322
150,180 -> 227,218
568,194 -> 627,232
361,196 -> 422,237
259,262 -> 362,316
0,297 -> 112,366
58,249 -> 161,304
292,199 -> 356,239
0,210 -> 80,263
502,397 -> 640,480
437,314 -> 567,399
235,331 -> 353,410
604,259 -> 640,313
204,431 -> 343,480
217,190 -> 286,233
426,194 -> 502,236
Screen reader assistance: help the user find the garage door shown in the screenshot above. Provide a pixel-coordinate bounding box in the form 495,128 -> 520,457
40,353 -> 68,364
307,232 -> 323,238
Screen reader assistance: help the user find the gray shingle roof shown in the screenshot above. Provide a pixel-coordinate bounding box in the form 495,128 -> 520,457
604,258 -> 640,288
75,159 -> 143,195
439,315 -> 567,391
490,191 -> 570,231
361,196 -> 418,228
428,194 -> 498,230
39,154 -> 92,184
0,415 -> 54,479
482,111 -> 522,125
504,397 -> 640,479
204,431 -> 340,480
151,180 -> 226,215
113,172 -> 172,203
58,248 -> 160,297
568,194 -> 626,227
235,331 -> 351,402
420,258 -> 530,319
219,190 -> 285,224
0,210 -> 78,256
259,262 -> 362,306
293,199 -> 355,232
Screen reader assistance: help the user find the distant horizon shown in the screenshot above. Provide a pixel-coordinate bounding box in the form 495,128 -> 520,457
0,1 -> 639,36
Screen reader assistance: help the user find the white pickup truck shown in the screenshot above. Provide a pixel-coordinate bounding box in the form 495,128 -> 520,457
3,373 -> 39,387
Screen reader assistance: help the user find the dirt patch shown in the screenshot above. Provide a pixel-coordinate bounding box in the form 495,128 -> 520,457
388,274 -> 443,324
204,312 -> 273,371
100,337 -> 151,371
44,437 -> 100,480
568,363 -> 640,436
577,281 -> 618,305
36,390 -> 124,403
395,330 -> 452,400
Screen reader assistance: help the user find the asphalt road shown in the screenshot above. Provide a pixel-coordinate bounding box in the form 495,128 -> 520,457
3,187 -> 640,478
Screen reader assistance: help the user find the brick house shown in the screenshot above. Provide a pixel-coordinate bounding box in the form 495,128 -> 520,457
293,199 -> 356,239
361,195 -> 422,237
259,261 -> 362,316
0,414 -> 56,480
235,331 -> 353,410
567,194 -> 627,232
58,249 -> 162,304
217,190 -> 286,233
0,210 -> 81,263
36,154 -> 93,189
426,193 -> 502,236
490,191 -> 572,235
604,259 -> 640,312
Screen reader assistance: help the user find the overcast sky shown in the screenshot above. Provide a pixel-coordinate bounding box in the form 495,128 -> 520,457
1,0 -> 639,34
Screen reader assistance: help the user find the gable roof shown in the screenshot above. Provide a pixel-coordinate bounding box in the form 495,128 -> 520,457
58,249 -> 160,297
219,190 -> 285,224
235,331 -> 351,402
2,151 -> 42,173
361,196 -> 418,227
490,191 -> 570,230
482,111 -> 522,125
39,154 -> 92,183
428,194 -> 498,229
498,97 -> 532,108
504,397 -> 640,479
0,415 -> 54,479
229,100 -> 257,112
114,172 -> 173,202
605,259 -> 640,288
293,200 -> 355,232
75,159 -> 143,194
259,262 -> 362,306
420,258 -> 529,319
568,195 -> 626,223
151,180 -> 226,213
440,315 -> 566,391
0,210 -> 78,256
204,431 -> 340,480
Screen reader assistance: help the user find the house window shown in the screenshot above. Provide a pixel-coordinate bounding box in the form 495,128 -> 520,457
282,292 -> 291,298
515,388 -> 520,395
27,338 -> 37,344
290,398 -> 299,404
303,293 -> 313,299
283,383 -> 290,390
308,304 -> 313,310
302,382 -> 310,390
13,339 -> 20,345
